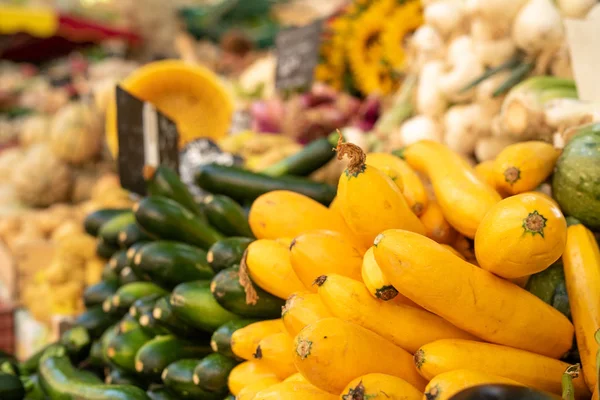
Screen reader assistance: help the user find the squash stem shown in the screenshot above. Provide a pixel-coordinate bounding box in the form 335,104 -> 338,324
335,132 -> 366,176
562,364 -> 580,400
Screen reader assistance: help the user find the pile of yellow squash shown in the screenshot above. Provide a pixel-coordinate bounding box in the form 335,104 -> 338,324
225,138 -> 599,400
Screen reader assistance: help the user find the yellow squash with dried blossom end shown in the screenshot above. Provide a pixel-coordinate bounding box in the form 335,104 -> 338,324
282,292 -> 332,337
228,360 -> 279,396
253,381 -> 338,400
563,222 -> 600,391
361,246 -> 415,305
340,373 -> 422,400
373,229 -> 574,358
335,138 -> 425,249
474,192 -> 567,279
236,377 -> 281,400
415,339 -> 590,398
402,140 -> 501,238
231,320 -> 284,361
423,369 -> 525,400
493,141 -> 560,195
254,332 -> 296,379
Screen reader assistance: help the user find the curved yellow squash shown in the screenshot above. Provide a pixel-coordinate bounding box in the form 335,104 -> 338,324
336,143 -> 425,249
563,223 -> 600,391
231,319 -> 284,361
475,192 -> 567,279
315,274 -> 477,354
282,292 -> 332,337
423,369 -> 524,400
228,360 -> 279,396
340,373 -> 422,400
494,141 -> 560,195
402,140 -> 501,238
249,191 -> 359,245
290,230 -> 364,291
246,239 -> 305,299
255,332 -> 297,379
420,200 -> 457,245
253,381 -> 338,400
284,373 -> 307,383
440,244 -> 466,260
361,246 -> 415,305
415,339 -> 590,398
293,317 -> 427,394
366,152 -> 428,215
236,377 -> 282,400
373,230 -> 574,358
474,161 -> 498,189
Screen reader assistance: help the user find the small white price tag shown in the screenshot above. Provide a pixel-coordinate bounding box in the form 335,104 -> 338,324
564,4 -> 600,102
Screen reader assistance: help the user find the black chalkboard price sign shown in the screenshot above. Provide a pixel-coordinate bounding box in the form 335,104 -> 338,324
115,86 -> 180,196
275,19 -> 323,92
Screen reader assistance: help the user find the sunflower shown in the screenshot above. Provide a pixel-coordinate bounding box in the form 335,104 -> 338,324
381,0 -> 424,69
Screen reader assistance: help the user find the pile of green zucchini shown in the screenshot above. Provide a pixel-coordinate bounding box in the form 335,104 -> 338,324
1,156 -> 333,400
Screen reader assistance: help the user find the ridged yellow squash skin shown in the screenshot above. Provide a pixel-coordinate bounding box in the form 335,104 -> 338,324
373,230 -> 574,358
236,377 -> 281,400
231,320 -> 284,361
246,239 -> 305,299
228,360 -> 279,395
254,332 -> 297,379
293,318 -> 427,394
284,373 -> 308,383
366,152 -> 428,216
361,247 -> 417,306
340,373 -> 422,400
337,162 -> 425,249
253,381 -> 338,400
423,369 -> 524,400
563,223 -> 600,391
415,339 -> 590,399
419,200 -> 457,245
282,292 -> 332,337
290,230 -> 364,292
249,191 -> 360,246
493,141 -> 560,195
316,274 -> 478,354
403,140 -> 501,238
474,192 -> 567,279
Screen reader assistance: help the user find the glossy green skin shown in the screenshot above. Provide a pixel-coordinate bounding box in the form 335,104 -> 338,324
134,335 -> 212,380
192,353 -> 238,394
147,386 -> 180,400
0,372 -> 24,400
109,250 -> 130,275
195,164 -> 337,205
130,294 -> 163,319
211,319 -> 257,360
18,345 -> 58,376
106,368 -> 146,387
119,266 -> 144,285
99,212 -> 136,247
162,359 -> 221,399
119,315 -> 142,334
526,262 -> 571,319
204,195 -> 254,238
84,209 -> 130,237
114,282 -> 168,312
75,306 -> 118,338
207,237 -> 253,274
152,297 -> 208,339
135,241 -> 214,289
146,165 -> 207,220
211,267 -> 285,318
101,263 -> 120,285
170,281 -> 241,332
84,280 -> 120,308
20,374 -> 46,400
59,326 -> 91,362
553,126 -> 600,229
134,196 -> 224,250
102,295 -> 128,316
127,241 -> 152,280
448,384 -> 555,400
106,327 -> 153,373
117,221 -> 153,249
97,238 -> 120,259
100,324 -> 120,365
138,311 -> 171,337
88,341 -> 104,368
261,137 -> 335,177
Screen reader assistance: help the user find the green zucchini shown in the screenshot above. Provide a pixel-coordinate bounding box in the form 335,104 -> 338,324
194,164 -> 336,205
102,295 -> 126,316
152,297 -> 208,339
211,267 -> 285,318
75,306 -> 118,338
207,237 -> 253,274
97,237 -> 120,259
162,359 -> 220,399
20,374 -> 46,400
117,221 -> 153,249
127,241 -> 152,280
99,212 -> 136,247
211,319 -> 257,360
138,311 -> 171,337
113,282 -> 168,313
119,314 -> 141,334
130,294 -> 163,319
100,324 -> 120,364
84,208 -> 130,237
120,266 -> 143,285
59,325 -> 91,362
170,281 -> 241,332
134,241 -> 214,289
192,353 -> 238,394
134,335 -> 212,380
84,280 -> 120,308
447,384 -> 555,400
0,372 -> 25,400
109,250 -> 130,275
526,262 -> 571,319
147,386 -> 179,400
106,368 -> 146,387
224,395 -> 235,400
203,195 -> 254,238
144,165 -> 206,219
101,263 -> 120,285
260,137 -> 335,177
106,327 -> 153,373
0,352 -> 17,377
134,196 -> 224,250
552,280 -> 571,320
88,340 -> 104,368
